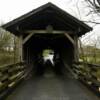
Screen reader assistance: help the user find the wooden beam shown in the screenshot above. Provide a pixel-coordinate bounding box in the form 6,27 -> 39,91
64,33 -> 75,45
24,30 -> 73,35
23,33 -> 35,44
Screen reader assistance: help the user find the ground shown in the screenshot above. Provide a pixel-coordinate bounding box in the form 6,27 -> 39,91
6,70 -> 99,100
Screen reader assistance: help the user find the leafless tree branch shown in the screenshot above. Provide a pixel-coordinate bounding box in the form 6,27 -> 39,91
85,0 -> 100,13
82,20 -> 100,24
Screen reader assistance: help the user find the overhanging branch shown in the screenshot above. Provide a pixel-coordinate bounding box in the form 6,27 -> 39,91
82,20 -> 100,24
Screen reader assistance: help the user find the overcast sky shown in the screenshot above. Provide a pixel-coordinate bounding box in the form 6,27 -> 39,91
0,0 -> 80,23
0,0 -> 100,46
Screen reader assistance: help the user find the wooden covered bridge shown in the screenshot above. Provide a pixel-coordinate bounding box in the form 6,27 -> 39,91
0,2 -> 100,100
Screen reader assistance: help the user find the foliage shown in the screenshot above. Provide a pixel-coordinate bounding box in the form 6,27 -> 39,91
0,28 -> 19,66
79,45 -> 100,64
0,28 -> 13,50
43,49 -> 54,57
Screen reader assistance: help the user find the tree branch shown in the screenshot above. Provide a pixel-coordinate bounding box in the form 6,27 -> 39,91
85,0 -> 100,13
97,0 -> 100,6
82,20 -> 100,24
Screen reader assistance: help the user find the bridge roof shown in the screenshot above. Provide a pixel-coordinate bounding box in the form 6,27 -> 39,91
2,2 -> 92,36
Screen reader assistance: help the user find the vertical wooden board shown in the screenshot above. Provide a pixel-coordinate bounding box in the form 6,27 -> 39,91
74,35 -> 79,62
18,35 -> 23,62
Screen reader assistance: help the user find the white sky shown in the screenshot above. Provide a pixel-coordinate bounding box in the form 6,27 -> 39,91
0,0 -> 100,46
0,0 -> 78,23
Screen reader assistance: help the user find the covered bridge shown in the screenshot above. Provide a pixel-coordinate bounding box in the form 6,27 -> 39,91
1,2 -> 99,100
2,2 -> 92,68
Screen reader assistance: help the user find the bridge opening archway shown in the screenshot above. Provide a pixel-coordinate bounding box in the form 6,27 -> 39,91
23,33 -> 74,75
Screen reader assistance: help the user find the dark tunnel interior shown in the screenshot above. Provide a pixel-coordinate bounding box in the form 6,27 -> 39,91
23,33 -> 74,76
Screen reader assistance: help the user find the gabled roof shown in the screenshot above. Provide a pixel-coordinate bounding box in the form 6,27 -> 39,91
2,2 -> 92,36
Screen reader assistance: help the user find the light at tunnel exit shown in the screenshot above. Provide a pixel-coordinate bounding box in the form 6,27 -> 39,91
43,49 -> 54,65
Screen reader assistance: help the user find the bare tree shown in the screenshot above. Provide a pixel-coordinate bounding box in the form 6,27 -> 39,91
72,0 -> 100,25
85,0 -> 100,13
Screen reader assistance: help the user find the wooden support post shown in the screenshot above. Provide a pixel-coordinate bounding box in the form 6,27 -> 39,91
27,47 -> 30,64
74,35 -> 79,62
64,33 -> 79,62
19,35 -> 23,62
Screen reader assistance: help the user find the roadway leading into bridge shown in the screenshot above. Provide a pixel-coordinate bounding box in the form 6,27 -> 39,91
6,70 -> 99,100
